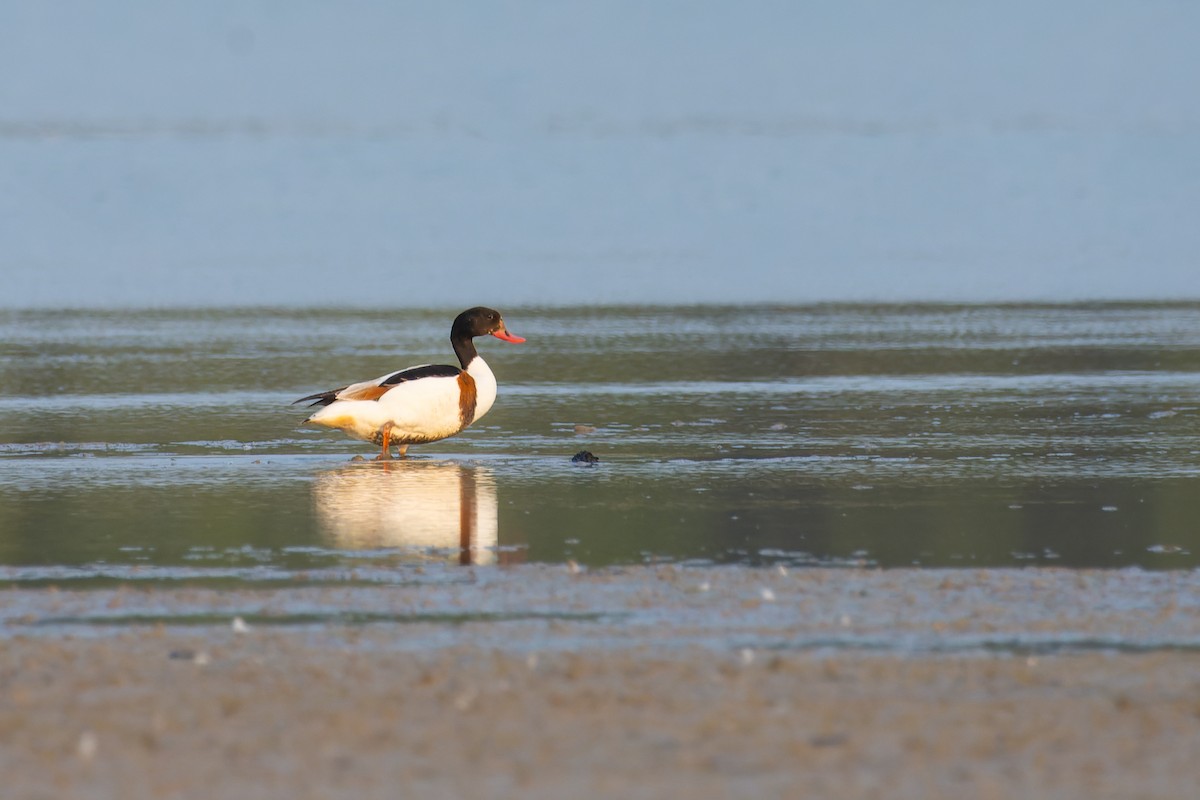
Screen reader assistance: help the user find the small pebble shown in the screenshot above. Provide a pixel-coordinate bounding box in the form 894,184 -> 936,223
453,690 -> 477,711
810,733 -> 848,748
168,649 -> 209,663
78,731 -> 98,762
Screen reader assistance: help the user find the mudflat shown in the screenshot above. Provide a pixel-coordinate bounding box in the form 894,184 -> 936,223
3,565 -> 1199,799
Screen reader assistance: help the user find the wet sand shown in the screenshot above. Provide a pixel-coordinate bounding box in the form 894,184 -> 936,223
4,566 -> 1200,798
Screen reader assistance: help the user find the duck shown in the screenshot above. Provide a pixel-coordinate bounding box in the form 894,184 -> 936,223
294,307 -> 524,458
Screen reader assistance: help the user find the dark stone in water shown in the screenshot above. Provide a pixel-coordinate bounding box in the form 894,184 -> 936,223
571,450 -> 600,465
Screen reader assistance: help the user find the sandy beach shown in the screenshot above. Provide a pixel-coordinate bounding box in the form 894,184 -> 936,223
4,566 -> 1199,799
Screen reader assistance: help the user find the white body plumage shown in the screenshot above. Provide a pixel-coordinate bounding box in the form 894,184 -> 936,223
305,357 -> 497,444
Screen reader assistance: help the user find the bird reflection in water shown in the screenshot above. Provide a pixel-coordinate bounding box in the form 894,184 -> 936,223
313,462 -> 514,565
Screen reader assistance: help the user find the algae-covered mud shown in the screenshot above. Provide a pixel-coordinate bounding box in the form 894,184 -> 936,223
2,304 -> 1199,584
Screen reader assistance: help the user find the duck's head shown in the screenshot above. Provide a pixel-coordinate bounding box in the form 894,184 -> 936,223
453,307 -> 525,344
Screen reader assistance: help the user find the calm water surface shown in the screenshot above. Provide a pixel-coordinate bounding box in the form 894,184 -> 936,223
1,303 -> 1198,586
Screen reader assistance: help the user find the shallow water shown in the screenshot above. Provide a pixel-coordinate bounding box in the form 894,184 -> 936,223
2,302 -> 1198,589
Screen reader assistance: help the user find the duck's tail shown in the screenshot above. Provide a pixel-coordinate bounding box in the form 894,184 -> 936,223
292,387 -> 345,408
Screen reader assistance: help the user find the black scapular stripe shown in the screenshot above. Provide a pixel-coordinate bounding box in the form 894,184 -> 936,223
293,364 -> 463,407
380,364 -> 462,385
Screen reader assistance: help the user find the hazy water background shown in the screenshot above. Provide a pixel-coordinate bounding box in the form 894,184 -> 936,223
2,2 -> 1199,306
2,304 -> 1198,583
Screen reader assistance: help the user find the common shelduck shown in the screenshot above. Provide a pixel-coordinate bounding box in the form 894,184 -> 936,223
294,307 -> 524,458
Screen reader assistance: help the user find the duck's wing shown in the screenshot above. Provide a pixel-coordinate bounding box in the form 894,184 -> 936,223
293,364 -> 462,407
